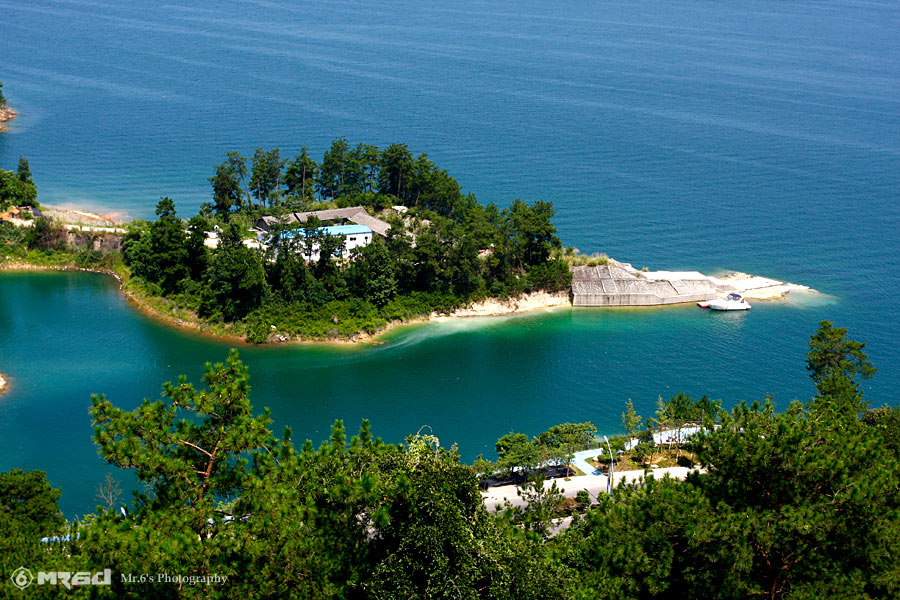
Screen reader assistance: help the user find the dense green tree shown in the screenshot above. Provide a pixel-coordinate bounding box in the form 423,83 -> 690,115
622,399 -> 642,439
526,258 -> 572,293
502,475 -> 569,540
496,432 -> 531,457
86,351 -> 285,597
266,229 -> 327,307
283,146 -> 318,204
408,153 -> 464,216
0,469 -> 65,537
861,404 -> 900,457
0,163 -> 37,208
347,235 -> 397,307
495,433 -> 542,477
250,147 -> 284,207
78,351 -> 570,598
313,233 -> 347,296
318,138 -> 349,201
360,431 -> 566,598
346,143 -> 380,195
690,396 -> 899,598
0,81 -> 6,107
0,469 -> 72,597
184,215 -> 209,281
411,227 -> 446,292
806,320 -> 876,413
121,219 -> 155,281
148,197 -> 189,294
560,475 -> 745,599
506,199 -> 560,267
17,156 -> 32,184
209,160 -> 244,216
202,223 -> 268,321
437,219 -> 483,296
227,151 -> 252,208
378,143 -> 415,203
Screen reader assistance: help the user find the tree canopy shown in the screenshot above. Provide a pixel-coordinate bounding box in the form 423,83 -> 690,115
2,324 -> 899,598
0,158 -> 38,210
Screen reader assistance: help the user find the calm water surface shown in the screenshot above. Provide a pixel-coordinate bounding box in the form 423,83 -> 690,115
1,0 -> 898,515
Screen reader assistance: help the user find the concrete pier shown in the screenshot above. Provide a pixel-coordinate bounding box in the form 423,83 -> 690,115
571,262 -> 717,306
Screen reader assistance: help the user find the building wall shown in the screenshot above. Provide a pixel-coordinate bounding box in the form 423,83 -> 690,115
301,232 -> 372,262
344,232 -> 372,253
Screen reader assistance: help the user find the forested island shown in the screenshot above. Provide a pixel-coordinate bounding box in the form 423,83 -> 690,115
1,322 -> 898,598
1,142 -> 571,342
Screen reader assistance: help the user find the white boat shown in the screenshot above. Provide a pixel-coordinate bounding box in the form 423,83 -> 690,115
699,293 -> 751,311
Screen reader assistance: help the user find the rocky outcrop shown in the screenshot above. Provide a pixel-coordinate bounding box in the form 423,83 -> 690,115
67,230 -> 124,252
0,106 -> 16,129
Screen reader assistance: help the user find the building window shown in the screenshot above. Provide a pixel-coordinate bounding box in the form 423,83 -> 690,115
349,236 -> 356,241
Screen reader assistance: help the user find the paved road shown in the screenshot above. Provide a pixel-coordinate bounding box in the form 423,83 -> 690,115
482,466 -> 698,512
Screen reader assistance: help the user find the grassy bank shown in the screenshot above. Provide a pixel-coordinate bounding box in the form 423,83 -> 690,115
2,247 -> 568,345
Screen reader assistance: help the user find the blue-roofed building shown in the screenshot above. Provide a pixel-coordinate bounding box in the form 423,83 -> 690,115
277,224 -> 374,261
315,224 -> 373,238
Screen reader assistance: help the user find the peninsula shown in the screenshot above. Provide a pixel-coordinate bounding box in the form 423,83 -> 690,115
1,141 -> 816,345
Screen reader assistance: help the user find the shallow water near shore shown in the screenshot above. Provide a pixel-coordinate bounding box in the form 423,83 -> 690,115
0,270 -> 883,516
1,0 -> 899,515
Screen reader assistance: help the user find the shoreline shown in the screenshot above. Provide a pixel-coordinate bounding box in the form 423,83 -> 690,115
0,261 -> 572,346
0,261 -> 252,344
128,289 -> 574,346
0,105 -> 16,130
0,256 -> 817,347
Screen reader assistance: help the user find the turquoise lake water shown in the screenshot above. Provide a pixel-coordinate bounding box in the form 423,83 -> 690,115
1,0 -> 899,515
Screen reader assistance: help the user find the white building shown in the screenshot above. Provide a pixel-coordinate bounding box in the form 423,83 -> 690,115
279,224 -> 373,261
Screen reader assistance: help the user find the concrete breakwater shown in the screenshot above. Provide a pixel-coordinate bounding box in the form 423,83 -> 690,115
571,260 -> 814,307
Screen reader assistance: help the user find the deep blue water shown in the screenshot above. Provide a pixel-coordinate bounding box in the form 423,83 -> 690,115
1,0 -> 899,515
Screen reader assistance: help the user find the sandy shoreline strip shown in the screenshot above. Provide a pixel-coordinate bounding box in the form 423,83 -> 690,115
435,290 -> 570,318
1,254 -> 817,346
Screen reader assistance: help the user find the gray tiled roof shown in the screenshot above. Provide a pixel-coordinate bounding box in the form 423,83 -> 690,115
258,206 -> 392,236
